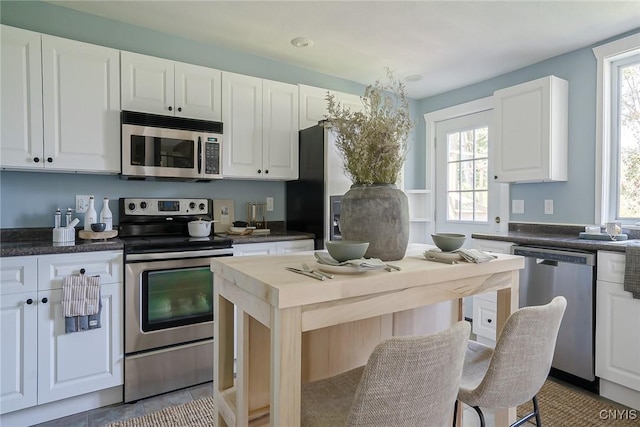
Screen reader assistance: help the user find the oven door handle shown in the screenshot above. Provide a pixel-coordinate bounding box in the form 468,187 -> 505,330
126,248 -> 233,261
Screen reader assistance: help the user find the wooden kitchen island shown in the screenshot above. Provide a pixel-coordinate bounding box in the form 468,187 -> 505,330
211,247 -> 524,427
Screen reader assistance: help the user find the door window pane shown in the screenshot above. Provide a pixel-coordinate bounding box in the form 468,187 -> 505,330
446,126 -> 489,222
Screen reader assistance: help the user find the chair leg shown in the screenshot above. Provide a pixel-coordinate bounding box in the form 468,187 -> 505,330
452,400 -> 458,427
472,406 -> 486,427
532,395 -> 541,426
510,395 -> 541,427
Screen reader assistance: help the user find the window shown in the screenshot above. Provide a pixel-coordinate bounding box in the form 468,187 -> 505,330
446,126 -> 489,222
612,55 -> 640,220
593,33 -> 640,226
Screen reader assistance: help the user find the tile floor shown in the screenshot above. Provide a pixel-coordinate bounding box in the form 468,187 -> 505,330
33,382 -> 213,427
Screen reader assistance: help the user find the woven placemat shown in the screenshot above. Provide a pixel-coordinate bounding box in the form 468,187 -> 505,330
517,379 -> 637,426
102,396 -> 215,427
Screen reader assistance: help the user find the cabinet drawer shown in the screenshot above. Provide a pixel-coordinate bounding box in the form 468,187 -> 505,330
276,239 -> 314,254
473,297 -> 497,340
597,251 -> 625,284
37,251 -> 122,290
0,256 -> 38,295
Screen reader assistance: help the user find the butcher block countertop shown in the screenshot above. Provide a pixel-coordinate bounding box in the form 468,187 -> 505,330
210,248 -> 525,310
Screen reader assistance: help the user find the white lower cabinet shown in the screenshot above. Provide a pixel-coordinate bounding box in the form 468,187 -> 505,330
232,239 -> 314,256
596,251 -> 640,410
0,251 -> 123,415
470,239 -> 514,346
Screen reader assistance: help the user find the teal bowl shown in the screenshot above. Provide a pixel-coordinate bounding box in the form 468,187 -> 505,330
325,240 -> 369,262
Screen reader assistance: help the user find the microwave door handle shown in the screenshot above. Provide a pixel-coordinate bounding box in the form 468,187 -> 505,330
197,136 -> 202,175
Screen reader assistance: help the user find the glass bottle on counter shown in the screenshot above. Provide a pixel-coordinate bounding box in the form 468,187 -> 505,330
84,196 -> 97,231
100,197 -> 113,231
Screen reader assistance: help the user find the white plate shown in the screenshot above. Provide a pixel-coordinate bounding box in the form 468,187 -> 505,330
315,263 -> 368,275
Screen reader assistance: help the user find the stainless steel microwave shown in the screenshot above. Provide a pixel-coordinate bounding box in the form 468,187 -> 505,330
121,111 -> 223,181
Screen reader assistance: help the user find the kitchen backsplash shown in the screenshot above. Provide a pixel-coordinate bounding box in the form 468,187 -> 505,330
0,171 -> 286,229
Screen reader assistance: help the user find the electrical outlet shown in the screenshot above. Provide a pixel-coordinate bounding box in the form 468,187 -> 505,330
544,199 -> 554,215
75,195 -> 93,213
512,199 -> 525,214
266,197 -> 274,212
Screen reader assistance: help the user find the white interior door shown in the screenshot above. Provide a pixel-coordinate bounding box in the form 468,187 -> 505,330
434,109 -> 508,243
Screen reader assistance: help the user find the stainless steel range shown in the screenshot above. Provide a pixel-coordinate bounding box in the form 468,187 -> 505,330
119,198 -> 233,403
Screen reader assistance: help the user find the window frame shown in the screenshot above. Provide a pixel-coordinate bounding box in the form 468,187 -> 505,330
593,32 -> 640,227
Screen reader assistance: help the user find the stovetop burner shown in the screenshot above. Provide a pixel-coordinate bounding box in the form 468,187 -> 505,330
119,197 -> 233,254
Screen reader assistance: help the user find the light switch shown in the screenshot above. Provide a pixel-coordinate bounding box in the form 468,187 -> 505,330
512,199 -> 525,214
544,199 -> 553,215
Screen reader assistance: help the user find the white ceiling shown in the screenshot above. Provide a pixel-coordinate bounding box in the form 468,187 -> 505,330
46,0 -> 640,99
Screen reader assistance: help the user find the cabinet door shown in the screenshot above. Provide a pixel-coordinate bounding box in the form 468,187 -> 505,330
121,51 -> 174,116
0,293 -> 38,414
232,242 -> 277,257
298,84 -> 333,130
175,62 -> 221,121
263,80 -> 298,180
298,84 -> 364,130
0,25 -> 44,169
222,72 -> 263,178
596,280 -> 640,392
37,282 -> 123,404
493,76 -> 568,183
42,35 -> 120,173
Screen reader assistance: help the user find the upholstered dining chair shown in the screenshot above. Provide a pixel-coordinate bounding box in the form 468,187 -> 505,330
301,320 -> 470,427
453,296 -> 567,427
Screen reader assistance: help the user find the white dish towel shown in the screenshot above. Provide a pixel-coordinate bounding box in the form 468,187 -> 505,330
62,274 -> 101,333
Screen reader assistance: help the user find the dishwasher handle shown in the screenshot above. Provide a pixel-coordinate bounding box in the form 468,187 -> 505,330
512,246 -> 595,266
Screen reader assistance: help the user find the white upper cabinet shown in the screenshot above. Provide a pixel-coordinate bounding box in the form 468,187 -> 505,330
493,75 -> 568,183
298,84 -> 363,130
222,72 -> 298,180
121,51 -> 221,121
42,35 -> 120,173
1,26 -> 120,173
0,26 -> 43,169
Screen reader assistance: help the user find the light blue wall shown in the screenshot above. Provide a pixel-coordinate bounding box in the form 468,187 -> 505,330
416,28 -> 640,225
0,0 -> 374,228
2,1 -> 636,228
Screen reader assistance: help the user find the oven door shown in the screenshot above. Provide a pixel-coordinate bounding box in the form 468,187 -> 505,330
122,124 -> 203,180
125,254 -> 226,354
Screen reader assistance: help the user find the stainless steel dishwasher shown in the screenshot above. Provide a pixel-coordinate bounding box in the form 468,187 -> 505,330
511,245 -> 597,392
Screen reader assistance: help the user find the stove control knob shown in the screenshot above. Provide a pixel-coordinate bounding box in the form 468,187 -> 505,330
140,201 -> 147,209
199,203 -> 205,210
128,203 -> 136,211
189,202 -> 196,209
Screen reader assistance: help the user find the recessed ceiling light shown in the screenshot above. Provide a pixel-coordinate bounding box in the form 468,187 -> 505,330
291,37 -> 314,48
404,74 -> 423,82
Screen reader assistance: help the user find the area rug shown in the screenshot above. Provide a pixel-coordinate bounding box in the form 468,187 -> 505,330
516,379 -> 638,426
104,380 -> 636,427
102,396 -> 215,427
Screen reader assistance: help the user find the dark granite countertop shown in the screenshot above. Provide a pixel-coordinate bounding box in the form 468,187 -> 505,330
1,227 -> 314,257
472,223 -> 640,253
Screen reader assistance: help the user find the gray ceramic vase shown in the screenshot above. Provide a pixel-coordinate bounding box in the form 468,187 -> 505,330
340,184 -> 410,261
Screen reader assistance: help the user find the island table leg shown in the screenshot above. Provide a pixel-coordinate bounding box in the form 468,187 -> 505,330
270,306 -> 302,426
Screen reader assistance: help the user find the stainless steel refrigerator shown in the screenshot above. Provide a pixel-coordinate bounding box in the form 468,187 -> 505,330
286,123 -> 352,249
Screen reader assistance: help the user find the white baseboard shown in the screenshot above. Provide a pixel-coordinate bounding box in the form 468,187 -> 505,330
0,386 -> 122,427
600,379 -> 640,411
